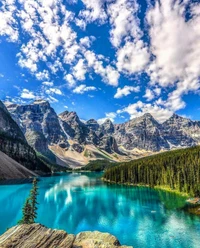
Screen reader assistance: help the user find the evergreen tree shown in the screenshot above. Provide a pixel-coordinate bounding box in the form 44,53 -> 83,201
18,198 -> 32,224
29,178 -> 38,223
18,178 -> 39,225
103,145 -> 200,196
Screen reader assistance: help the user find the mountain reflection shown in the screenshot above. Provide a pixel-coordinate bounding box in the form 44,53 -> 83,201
44,174 -> 92,205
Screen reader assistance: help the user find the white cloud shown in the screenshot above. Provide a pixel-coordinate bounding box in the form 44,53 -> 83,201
73,84 -> 96,94
42,81 -> 54,87
144,89 -> 155,101
47,95 -> 58,103
46,88 -> 63,95
79,0 -> 107,24
80,36 -> 94,48
118,100 -> 173,123
117,40 -> 150,74
84,50 -> 120,86
114,85 -> 140,98
64,105 -> 68,109
64,74 -> 76,88
108,0 -> 141,48
20,89 -> 35,99
146,0 -> 200,112
0,0 -> 18,42
0,0 -> 123,91
75,18 -> 86,30
98,112 -> 116,124
35,70 -> 50,81
72,59 -> 87,81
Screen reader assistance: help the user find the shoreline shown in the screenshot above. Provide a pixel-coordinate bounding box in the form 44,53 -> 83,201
102,178 -> 190,197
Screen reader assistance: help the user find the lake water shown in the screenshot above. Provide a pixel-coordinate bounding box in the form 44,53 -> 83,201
0,172 -> 200,248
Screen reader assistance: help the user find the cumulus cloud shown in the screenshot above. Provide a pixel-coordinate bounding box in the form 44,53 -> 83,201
72,59 -> 87,81
0,0 -> 18,42
20,89 -> 35,99
46,88 -> 63,95
147,0 -> 200,111
73,84 -> 97,94
78,0 -> 108,24
1,0 -> 200,120
42,82 -> 54,87
107,0 -> 141,48
114,85 -> 140,98
35,70 -> 50,81
98,112 -> 117,124
118,100 -> 173,123
144,89 -> 155,101
84,50 -> 120,86
117,40 -> 150,74
0,0 -> 122,91
64,74 -> 76,88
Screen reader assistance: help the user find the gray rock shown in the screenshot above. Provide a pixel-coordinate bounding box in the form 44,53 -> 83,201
114,113 -> 169,151
6,100 -> 69,157
86,119 -> 100,131
0,101 -> 50,173
5,99 -> 200,161
59,111 -> 89,144
0,224 -> 133,248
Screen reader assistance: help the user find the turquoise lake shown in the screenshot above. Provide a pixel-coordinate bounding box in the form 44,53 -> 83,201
0,172 -> 200,247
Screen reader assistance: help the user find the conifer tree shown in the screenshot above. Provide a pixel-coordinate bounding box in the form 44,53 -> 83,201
18,198 -> 32,224
29,178 -> 38,223
18,178 -> 39,225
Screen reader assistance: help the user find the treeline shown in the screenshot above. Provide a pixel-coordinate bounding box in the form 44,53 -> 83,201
103,146 -> 200,196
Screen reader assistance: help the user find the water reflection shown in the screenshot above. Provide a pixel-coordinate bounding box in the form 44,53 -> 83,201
0,172 -> 199,248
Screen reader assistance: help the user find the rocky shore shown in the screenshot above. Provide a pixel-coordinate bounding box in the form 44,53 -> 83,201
0,223 -> 133,248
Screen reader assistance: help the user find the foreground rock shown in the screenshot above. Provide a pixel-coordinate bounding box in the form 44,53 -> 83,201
0,224 -> 133,248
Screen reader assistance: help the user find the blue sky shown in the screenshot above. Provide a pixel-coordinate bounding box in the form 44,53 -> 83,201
0,0 -> 200,123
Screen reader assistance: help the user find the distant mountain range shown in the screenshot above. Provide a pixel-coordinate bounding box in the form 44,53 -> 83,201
1,99 -> 200,171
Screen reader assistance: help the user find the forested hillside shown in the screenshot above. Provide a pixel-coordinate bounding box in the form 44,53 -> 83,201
103,146 -> 200,196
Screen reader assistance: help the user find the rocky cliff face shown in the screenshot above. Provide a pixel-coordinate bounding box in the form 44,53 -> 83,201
59,111 -> 89,144
0,101 -> 50,173
114,113 -> 169,151
0,224 -> 132,248
5,99 -> 200,166
162,114 -> 199,148
6,100 -> 69,157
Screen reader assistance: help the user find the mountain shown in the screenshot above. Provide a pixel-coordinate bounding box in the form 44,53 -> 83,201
0,100 -> 50,174
5,100 -> 69,164
162,114 -> 200,148
114,113 -> 169,151
5,99 -> 200,167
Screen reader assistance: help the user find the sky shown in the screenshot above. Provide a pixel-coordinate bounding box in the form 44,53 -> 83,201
0,0 -> 200,124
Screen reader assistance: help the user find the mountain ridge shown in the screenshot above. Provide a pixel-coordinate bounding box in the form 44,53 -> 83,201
4,99 -> 200,168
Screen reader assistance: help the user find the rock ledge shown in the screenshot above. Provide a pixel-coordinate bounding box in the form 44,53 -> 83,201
0,224 -> 133,248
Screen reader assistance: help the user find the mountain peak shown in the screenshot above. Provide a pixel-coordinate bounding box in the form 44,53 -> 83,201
32,99 -> 50,106
166,113 -> 190,122
142,113 -> 154,119
86,119 -> 98,124
59,110 -> 69,117
103,118 -> 113,124
0,100 -> 9,113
